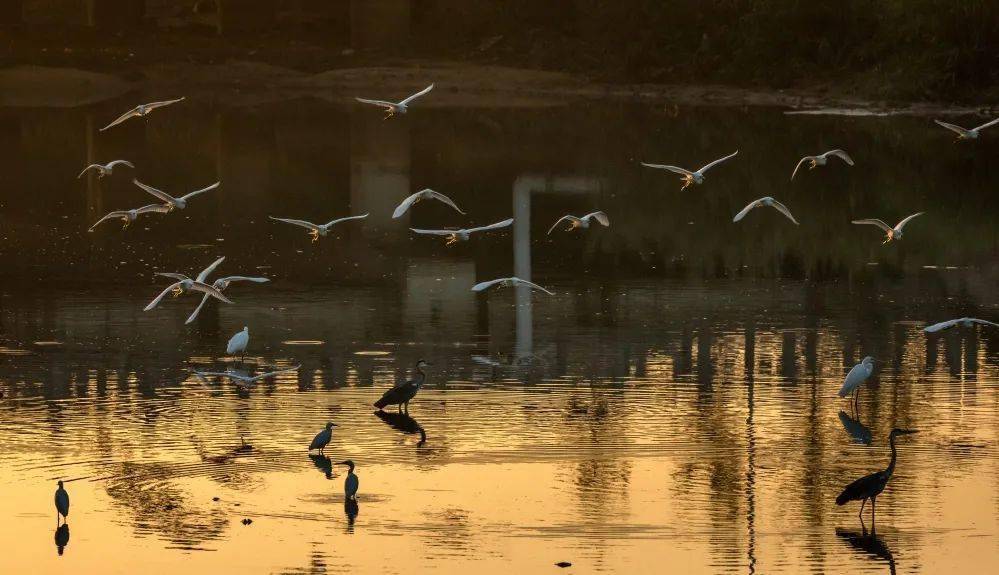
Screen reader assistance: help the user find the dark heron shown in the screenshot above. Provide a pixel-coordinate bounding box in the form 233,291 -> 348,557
836,429 -> 918,530
308,422 -> 337,454
374,360 -> 429,413
338,460 -> 359,501
54,480 -> 70,526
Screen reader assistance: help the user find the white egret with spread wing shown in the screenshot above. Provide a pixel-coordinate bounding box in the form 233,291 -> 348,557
99,97 -> 185,131
934,118 -> 999,140
852,212 -> 924,244
733,197 -> 799,225
411,218 -> 513,245
392,189 -> 466,219
88,203 -> 170,231
269,213 -> 369,242
547,212 -> 609,235
790,149 -> 854,180
77,160 -> 134,179
641,150 -> 739,190
924,317 -> 999,333
355,84 -> 434,119
132,179 -> 219,211
472,277 -> 554,296
144,257 -> 234,311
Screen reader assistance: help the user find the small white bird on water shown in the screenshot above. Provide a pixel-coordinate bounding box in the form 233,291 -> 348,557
88,203 -> 171,231
99,97 -> 185,131
269,213 -> 369,243
55,480 -> 70,526
641,150 -> 739,190
472,277 -> 554,296
934,118 -> 999,140
355,84 -> 434,119
77,160 -> 134,179
924,317 -> 999,333
309,422 -> 338,454
851,212 -> 924,244
411,218 -> 513,245
547,211 -> 610,235
839,356 -> 875,409
733,197 -> 799,225
132,179 -> 219,212
227,327 -> 249,365
790,149 -> 854,181
392,189 -> 466,219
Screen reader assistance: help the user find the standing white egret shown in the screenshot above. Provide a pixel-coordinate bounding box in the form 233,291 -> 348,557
99,97 -> 185,131
839,356 -> 875,410
732,197 -> 799,225
851,212 -> 924,244
547,212 -> 610,235
268,213 -> 369,242
132,179 -> 219,211
641,150 -> 739,190
227,327 -> 249,365
88,203 -> 171,231
355,84 -> 434,119
374,360 -> 430,413
836,429 -> 918,531
338,460 -> 359,500
410,218 -> 513,245
924,317 -> 999,333
54,480 -> 69,526
790,149 -> 854,180
934,118 -> 999,140
309,422 -> 338,454
472,277 -> 554,296
392,189 -> 466,219
77,160 -> 134,179
193,365 -> 301,387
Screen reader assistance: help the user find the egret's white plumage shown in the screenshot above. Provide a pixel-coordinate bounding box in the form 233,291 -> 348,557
838,356 -> 874,398
133,179 -> 219,211
641,150 -> 739,190
99,97 -> 185,131
88,203 -> 170,231
227,326 -> 249,357
411,218 -> 513,245
472,277 -> 554,296
851,212 -> 924,244
309,422 -> 337,453
732,197 -> 799,225
144,270 -> 233,311
934,117 -> 999,140
392,189 -> 465,219
924,317 -> 999,333
77,160 -> 134,179
355,84 -> 434,119
790,149 -> 854,180
269,213 -> 369,242
547,211 -> 610,235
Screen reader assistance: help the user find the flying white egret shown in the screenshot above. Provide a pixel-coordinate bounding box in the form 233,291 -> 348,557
851,212 -> 924,244
185,276 -> 270,325
839,356 -> 874,409
227,327 -> 249,364
309,422 -> 338,454
924,317 -> 999,333
392,188 -> 466,219
144,257 -> 234,311
374,360 -> 430,413
836,429 -> 918,530
790,149 -> 854,180
268,213 -> 369,242
547,211 -> 610,235
88,203 -> 170,231
77,160 -> 134,179
99,97 -> 185,131
732,197 -> 799,225
411,218 -> 513,245
54,480 -> 69,526
355,84 -> 434,119
132,179 -> 219,211
472,277 -> 554,296
193,365 -> 301,387
641,150 -> 739,190
934,118 -> 999,140
338,460 -> 359,500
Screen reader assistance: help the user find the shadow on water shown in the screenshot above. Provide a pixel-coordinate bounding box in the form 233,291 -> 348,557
54,523 -> 70,556
344,498 -> 359,533
374,410 -> 427,447
838,410 -> 873,445
835,527 -> 897,575
309,454 -> 333,480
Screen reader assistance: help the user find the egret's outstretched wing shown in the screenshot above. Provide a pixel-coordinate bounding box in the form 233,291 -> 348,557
88,211 -> 127,231
106,159 -> 135,170
769,199 -> 800,225
392,193 -> 421,218
78,164 -> 102,179
269,217 -> 321,231
247,365 -> 301,382
196,256 -> 226,283
923,318 -> 960,333
825,149 -> 854,165
218,276 -> 269,284
424,189 -> 465,215
972,118 -> 999,132
471,278 -> 506,292
186,293 -> 212,325
144,282 -> 183,311
732,199 -> 764,222
851,218 -> 892,232
410,228 -> 456,236
156,272 -> 191,281
179,181 -> 220,202
697,150 -> 739,173
969,318 -> 999,328
582,212 -> 609,227
465,218 -> 514,234
641,162 -> 694,177
99,107 -> 140,131
790,156 -> 812,181
355,98 -> 395,109
326,213 -> 370,227
392,189 -> 465,219
934,119 -> 969,136
133,179 -> 176,204
145,97 -> 185,111
512,278 -> 555,296
895,212 -> 924,231
399,84 -> 435,106
189,282 -> 234,304
547,215 -> 580,235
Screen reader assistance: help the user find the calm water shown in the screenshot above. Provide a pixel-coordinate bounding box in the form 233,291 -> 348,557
1,95 -> 998,574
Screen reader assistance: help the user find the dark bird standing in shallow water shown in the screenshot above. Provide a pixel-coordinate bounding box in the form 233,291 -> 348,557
55,480 -> 70,526
836,429 -> 917,530
374,360 -> 429,413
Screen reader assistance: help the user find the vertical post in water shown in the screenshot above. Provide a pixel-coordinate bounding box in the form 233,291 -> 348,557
513,176 -> 535,360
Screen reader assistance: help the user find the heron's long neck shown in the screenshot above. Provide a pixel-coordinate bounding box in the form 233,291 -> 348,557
416,366 -> 426,382
885,435 -> 898,479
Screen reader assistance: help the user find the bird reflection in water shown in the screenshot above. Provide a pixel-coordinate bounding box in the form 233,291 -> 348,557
835,527 -> 896,575
54,523 -> 70,556
344,498 -> 359,533
374,410 -> 427,447
838,411 -> 873,445
309,453 -> 334,479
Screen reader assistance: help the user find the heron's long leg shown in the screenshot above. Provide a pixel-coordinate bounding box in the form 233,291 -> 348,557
871,497 -> 877,534
859,498 -> 866,524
